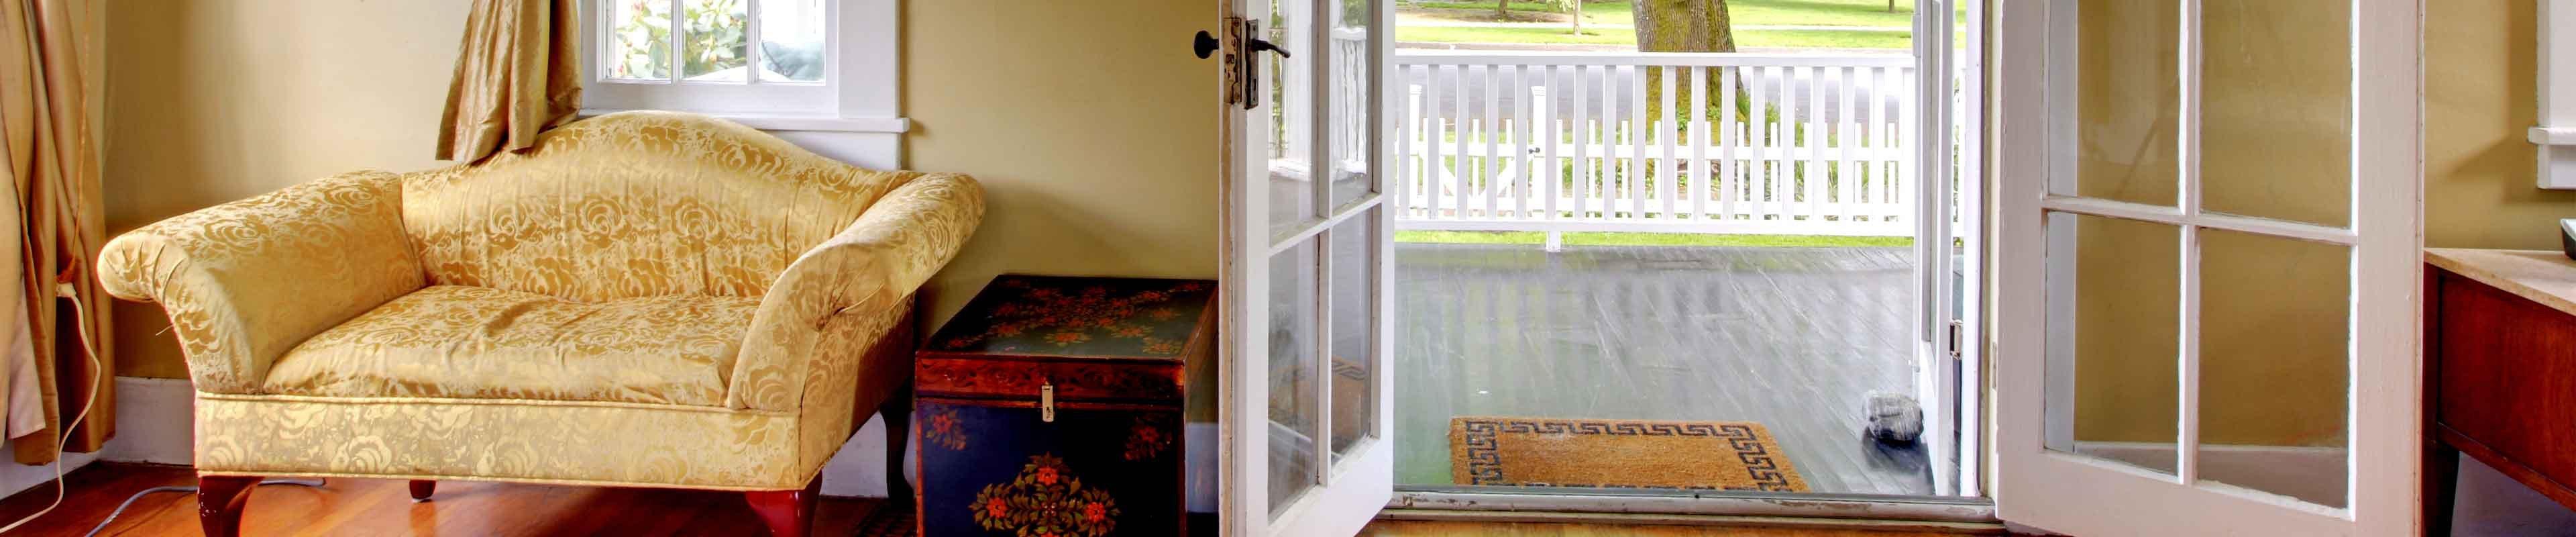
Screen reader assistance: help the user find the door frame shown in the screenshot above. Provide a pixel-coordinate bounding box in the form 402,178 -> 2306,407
1986,0 -> 2423,534
1383,0 -> 1997,518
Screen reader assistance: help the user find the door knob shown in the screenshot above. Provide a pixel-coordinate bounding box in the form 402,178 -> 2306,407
1247,37 -> 1290,58
1197,31 -> 1290,60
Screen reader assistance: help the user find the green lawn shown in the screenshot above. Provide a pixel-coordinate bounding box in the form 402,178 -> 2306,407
1395,230 -> 1914,247
1401,0 -> 1958,50
1399,25 -> 1910,49
1416,0 -> 1919,27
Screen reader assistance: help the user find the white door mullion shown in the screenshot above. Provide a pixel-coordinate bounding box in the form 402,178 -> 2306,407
2172,0 -> 2205,487
744,0 -> 763,84
2175,224 -> 2202,485
667,0 -> 683,83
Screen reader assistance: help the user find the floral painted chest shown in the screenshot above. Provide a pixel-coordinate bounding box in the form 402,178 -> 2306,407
914,275 -> 1213,537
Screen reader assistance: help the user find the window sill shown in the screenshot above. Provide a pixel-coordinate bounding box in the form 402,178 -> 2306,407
578,109 -> 910,134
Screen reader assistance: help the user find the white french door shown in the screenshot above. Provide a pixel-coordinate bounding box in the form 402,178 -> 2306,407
1215,0 -> 1395,534
1990,0 -> 2419,534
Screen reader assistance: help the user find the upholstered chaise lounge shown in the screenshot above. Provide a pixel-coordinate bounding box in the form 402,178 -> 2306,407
95,111 -> 983,536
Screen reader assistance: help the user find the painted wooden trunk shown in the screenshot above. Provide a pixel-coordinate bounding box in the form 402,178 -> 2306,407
914,275 -> 1214,537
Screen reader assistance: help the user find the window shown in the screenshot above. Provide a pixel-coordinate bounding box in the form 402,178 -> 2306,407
582,0 -> 902,131
2540,0 -> 2576,189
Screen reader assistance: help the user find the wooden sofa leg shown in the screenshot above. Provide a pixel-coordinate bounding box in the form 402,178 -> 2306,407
197,475 -> 260,537
409,480 -> 436,501
743,477 -> 820,537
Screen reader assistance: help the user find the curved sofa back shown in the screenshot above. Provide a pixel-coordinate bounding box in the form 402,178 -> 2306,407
399,111 -> 916,301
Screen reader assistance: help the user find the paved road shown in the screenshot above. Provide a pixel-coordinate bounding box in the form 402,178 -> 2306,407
1395,60 -> 1913,126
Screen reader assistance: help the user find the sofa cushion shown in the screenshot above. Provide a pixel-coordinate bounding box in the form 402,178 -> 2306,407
264,285 -> 757,406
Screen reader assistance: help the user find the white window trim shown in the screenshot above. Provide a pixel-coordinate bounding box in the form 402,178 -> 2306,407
2534,0 -> 2575,187
578,0 -> 906,134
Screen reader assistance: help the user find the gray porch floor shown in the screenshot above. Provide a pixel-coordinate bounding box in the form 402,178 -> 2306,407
1393,242 -> 1931,495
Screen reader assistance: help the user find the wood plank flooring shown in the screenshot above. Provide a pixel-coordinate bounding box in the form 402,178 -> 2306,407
1393,243 -> 1933,495
1362,520 -> 1982,536
1,463 -> 1968,536
0,463 -> 910,536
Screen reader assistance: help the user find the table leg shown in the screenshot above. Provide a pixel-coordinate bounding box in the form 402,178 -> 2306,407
2424,440 -> 2459,537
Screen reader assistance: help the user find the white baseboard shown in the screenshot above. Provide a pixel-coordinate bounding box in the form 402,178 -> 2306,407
0,377 -> 183,499
99,377 -> 193,465
0,446 -> 96,500
54,377 -> 1224,509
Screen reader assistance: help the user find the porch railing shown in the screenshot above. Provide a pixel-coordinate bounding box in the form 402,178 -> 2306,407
1393,50 -> 1919,238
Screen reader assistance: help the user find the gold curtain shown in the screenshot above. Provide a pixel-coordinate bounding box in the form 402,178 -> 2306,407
0,0 -> 111,464
436,0 -> 582,162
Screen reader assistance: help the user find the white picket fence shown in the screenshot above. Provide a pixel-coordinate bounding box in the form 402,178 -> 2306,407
1393,50 -> 1919,238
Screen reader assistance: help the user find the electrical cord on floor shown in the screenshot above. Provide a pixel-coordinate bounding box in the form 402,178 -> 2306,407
0,286 -> 110,534
80,479 -> 323,537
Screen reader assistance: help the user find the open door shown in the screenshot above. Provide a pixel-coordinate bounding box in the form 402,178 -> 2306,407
1990,0 -> 2420,534
1214,0 -> 1395,534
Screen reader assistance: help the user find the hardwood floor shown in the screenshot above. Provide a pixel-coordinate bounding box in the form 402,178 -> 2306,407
0,463 -> 909,536
1362,520 -> 1983,536
1393,243 -> 1933,495
1,463 -> 1982,536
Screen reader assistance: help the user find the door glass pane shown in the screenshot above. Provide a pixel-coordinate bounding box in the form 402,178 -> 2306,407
2198,0 -> 2350,227
1268,241 -> 1320,516
756,0 -> 827,83
1268,0 -> 1322,238
1324,0 -> 1375,209
2068,0 -> 2179,207
608,0 -> 673,81
2044,212 -> 2180,475
2197,229 -> 2349,507
680,0 -> 749,82
1327,211 -> 1378,462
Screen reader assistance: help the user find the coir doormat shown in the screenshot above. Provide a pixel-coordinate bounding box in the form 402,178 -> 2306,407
1448,416 -> 1809,492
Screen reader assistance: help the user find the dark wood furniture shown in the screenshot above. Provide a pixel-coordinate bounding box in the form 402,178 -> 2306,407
912,275 -> 1214,536
2423,248 -> 2576,536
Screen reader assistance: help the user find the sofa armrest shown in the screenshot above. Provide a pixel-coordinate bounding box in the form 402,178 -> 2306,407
730,173 -> 984,411
97,170 -> 427,394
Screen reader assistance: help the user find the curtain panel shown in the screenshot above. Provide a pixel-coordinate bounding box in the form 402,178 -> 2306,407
0,0 -> 112,464
437,0 -> 582,163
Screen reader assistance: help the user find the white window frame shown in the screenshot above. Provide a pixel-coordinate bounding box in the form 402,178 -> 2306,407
578,0 -> 906,134
2534,0 -> 2576,188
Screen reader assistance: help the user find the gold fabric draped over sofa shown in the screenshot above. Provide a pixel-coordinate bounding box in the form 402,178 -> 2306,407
95,112 -> 981,502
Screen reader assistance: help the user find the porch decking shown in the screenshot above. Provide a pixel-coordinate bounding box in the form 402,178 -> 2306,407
1393,242 -> 1929,496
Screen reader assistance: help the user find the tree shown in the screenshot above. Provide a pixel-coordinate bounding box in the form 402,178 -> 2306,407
1548,0 -> 1584,34
1631,0 -> 1738,121
1631,0 -> 1738,55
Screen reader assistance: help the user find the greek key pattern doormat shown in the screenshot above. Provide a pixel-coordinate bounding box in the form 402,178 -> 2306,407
1449,416 -> 1809,492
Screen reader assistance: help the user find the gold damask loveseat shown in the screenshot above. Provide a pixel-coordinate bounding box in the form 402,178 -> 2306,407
95,111 -> 981,536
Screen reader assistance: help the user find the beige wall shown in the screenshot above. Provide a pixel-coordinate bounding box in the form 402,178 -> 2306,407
103,0 -> 466,379
2428,0 -> 2576,250
99,1 -> 1223,394
901,1 -> 1222,420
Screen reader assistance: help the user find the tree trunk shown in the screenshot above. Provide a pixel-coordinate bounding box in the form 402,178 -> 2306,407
1632,0 -> 1737,120
1631,0 -> 1738,54
1498,0 -> 1511,21
1569,1 -> 1582,34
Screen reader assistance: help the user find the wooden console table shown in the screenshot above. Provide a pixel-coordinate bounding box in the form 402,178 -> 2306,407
2422,248 -> 2576,535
